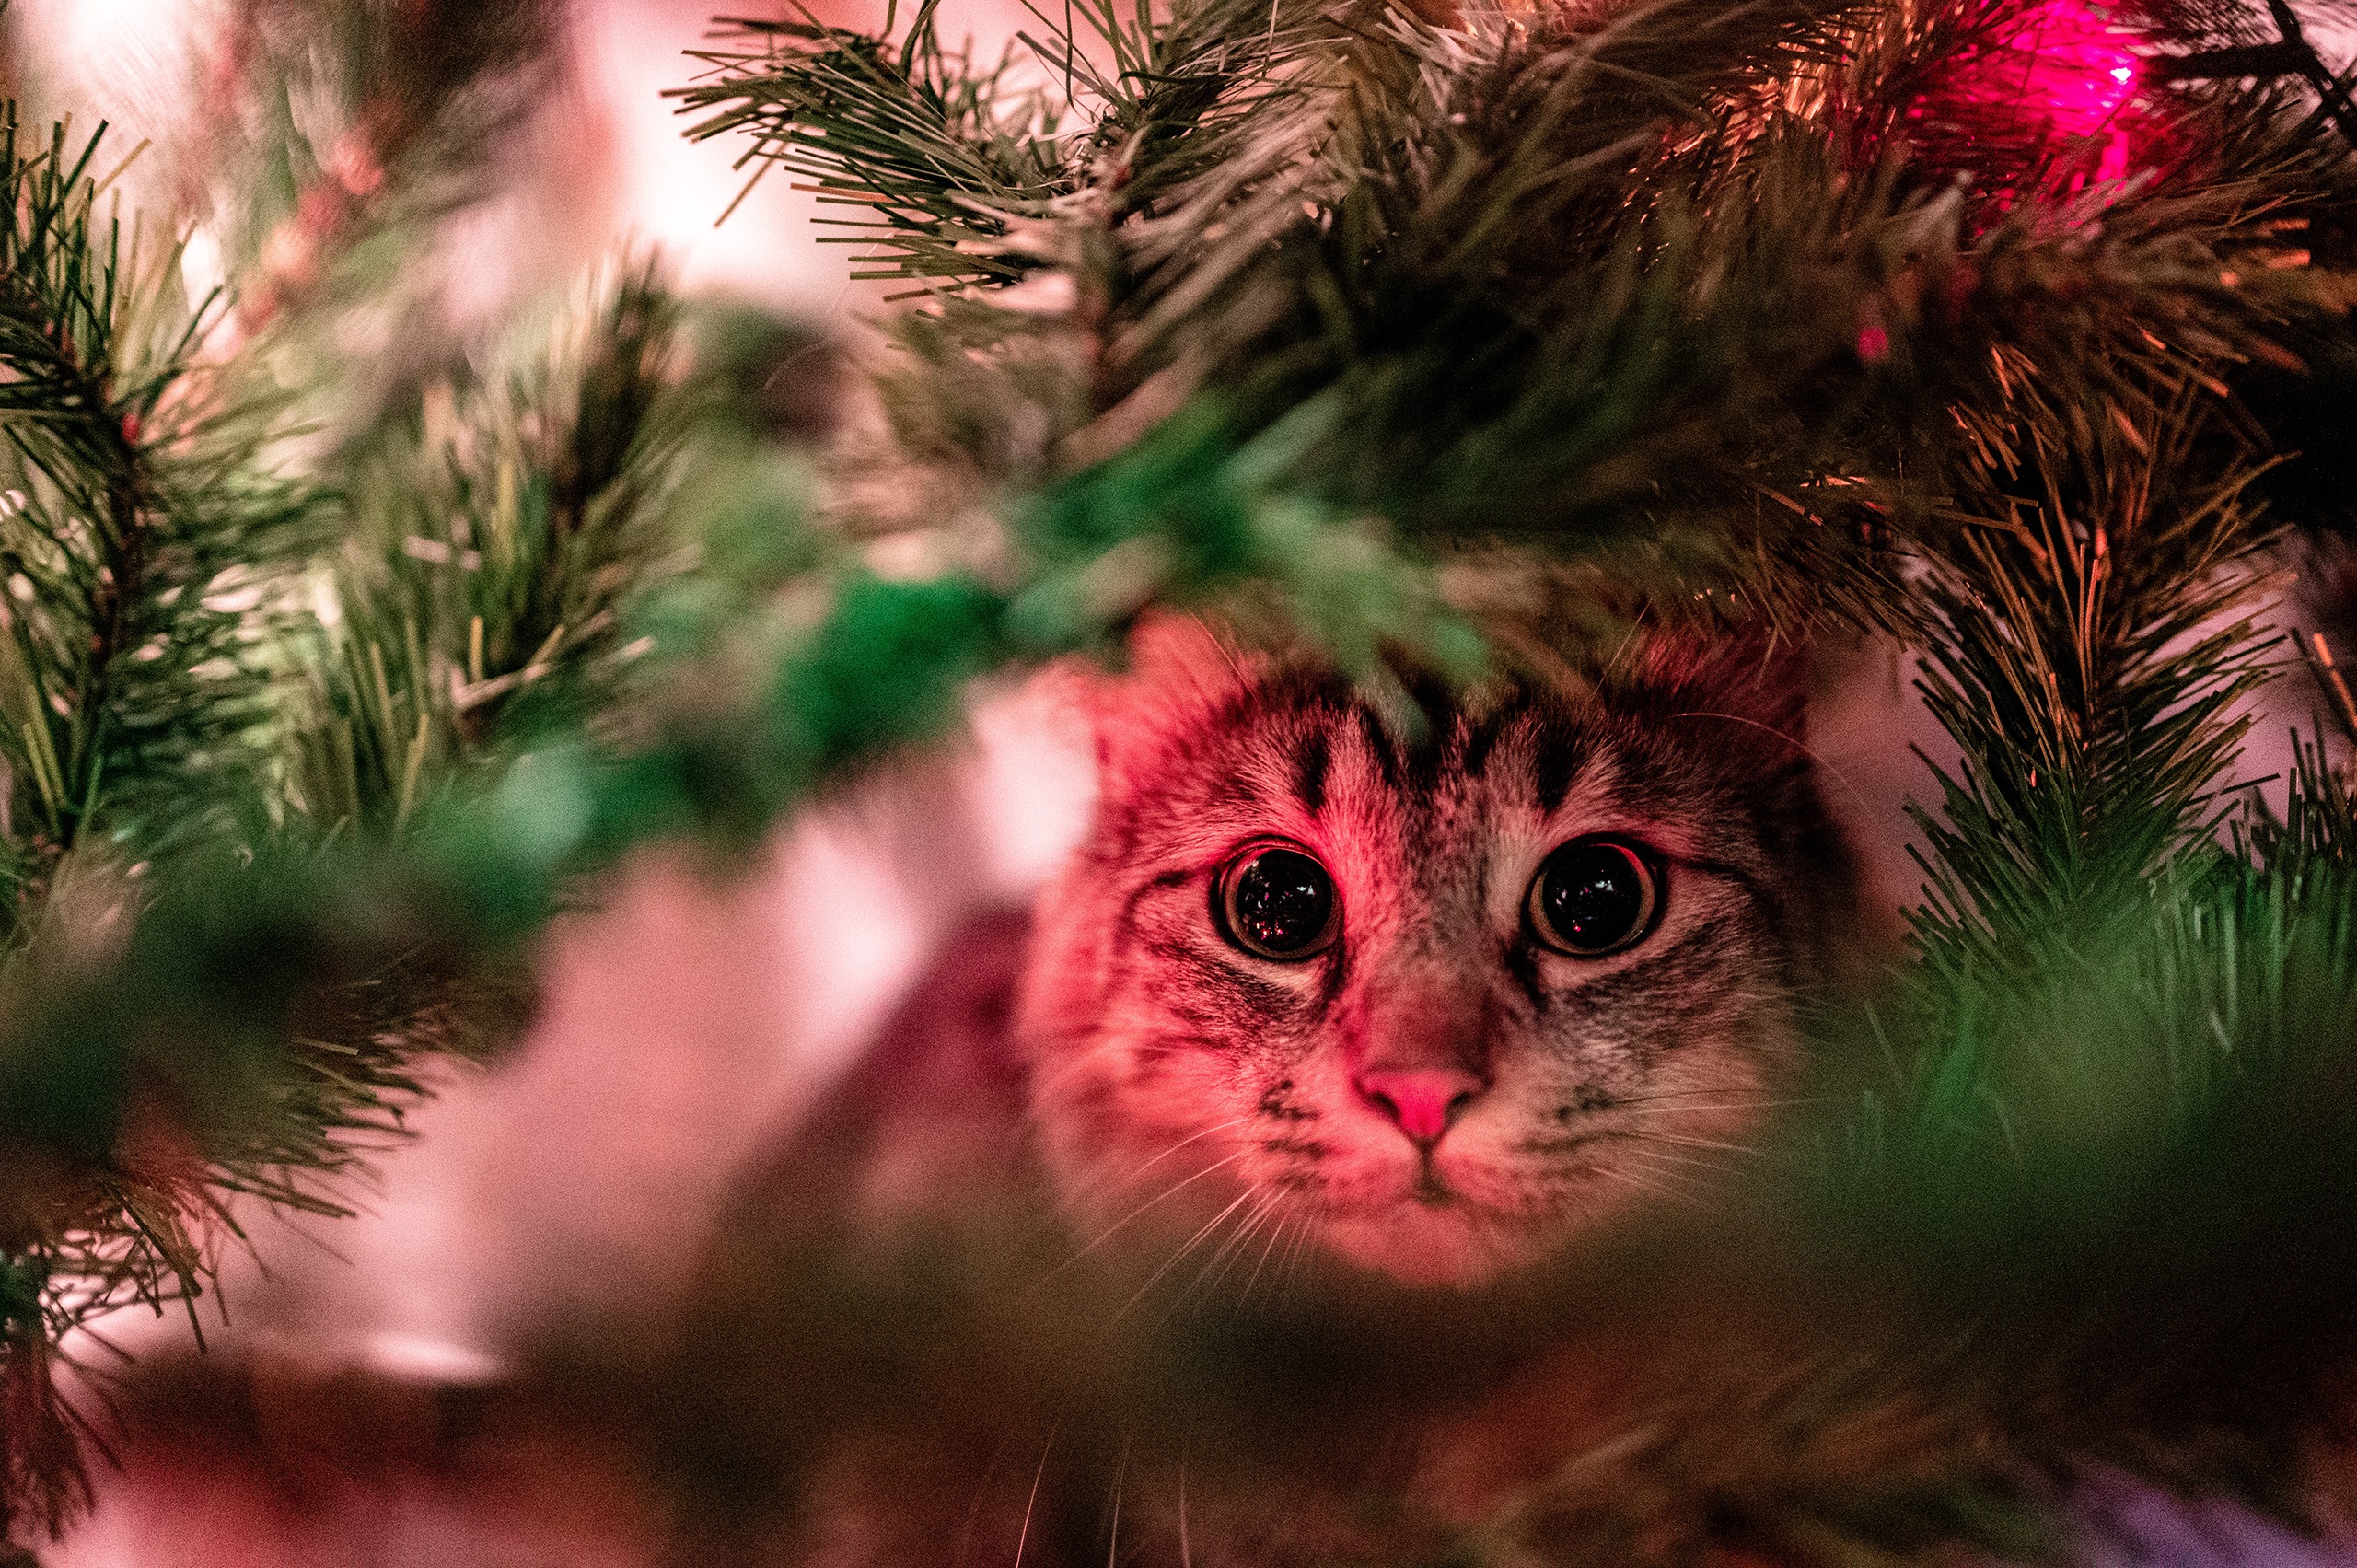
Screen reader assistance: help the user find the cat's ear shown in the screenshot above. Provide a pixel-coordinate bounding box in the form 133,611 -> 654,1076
1630,629 -> 1810,737
1064,614 -> 1259,805
1623,629 -> 1817,788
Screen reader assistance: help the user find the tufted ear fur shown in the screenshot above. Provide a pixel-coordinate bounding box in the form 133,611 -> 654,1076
1630,627 -> 1809,730
1604,627 -> 1818,793
1080,614 -> 1262,808
1616,626 -> 1871,987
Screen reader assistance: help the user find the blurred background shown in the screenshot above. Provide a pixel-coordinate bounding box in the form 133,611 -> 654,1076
20,0 -> 887,325
0,4 -> 1097,1562
0,2 -> 2171,1562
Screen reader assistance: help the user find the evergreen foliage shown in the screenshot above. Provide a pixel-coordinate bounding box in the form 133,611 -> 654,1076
0,0 -> 2351,1556
286,264 -> 695,829
0,110 -> 327,1527
197,0 -> 562,334
0,8 -> 705,1520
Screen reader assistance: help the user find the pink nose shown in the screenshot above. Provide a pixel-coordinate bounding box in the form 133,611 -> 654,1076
1356,1066 -> 1485,1147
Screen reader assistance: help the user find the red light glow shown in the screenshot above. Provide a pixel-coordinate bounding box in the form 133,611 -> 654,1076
2001,0 -> 2140,179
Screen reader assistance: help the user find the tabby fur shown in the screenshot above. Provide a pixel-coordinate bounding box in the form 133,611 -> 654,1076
1020,621 -> 1854,1287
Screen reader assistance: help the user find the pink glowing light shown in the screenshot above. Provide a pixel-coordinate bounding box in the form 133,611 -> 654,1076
2001,0 -> 2142,179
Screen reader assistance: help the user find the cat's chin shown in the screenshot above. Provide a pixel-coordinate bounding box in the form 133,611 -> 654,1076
1313,1203 -> 1543,1290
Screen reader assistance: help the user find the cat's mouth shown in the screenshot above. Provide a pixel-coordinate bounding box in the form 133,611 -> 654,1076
1295,1159 -> 1565,1286
1314,1193 -> 1529,1286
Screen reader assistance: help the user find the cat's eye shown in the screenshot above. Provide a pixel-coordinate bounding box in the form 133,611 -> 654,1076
1215,844 -> 1339,961
1527,839 -> 1659,957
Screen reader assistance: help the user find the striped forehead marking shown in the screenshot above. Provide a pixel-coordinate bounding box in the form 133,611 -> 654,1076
1263,690 -> 1597,819
1294,726 -> 1331,817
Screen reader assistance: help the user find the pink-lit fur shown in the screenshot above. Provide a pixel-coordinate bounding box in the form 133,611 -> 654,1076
1017,621 -> 1844,1289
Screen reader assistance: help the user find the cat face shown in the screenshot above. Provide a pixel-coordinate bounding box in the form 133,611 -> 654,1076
1016,626 -> 1838,1290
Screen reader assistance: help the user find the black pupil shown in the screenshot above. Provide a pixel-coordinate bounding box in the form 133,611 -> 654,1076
1539,843 -> 1647,951
1230,849 -> 1334,956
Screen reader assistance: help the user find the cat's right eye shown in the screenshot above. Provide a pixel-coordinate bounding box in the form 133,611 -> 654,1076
1214,843 -> 1340,961
1527,838 -> 1659,957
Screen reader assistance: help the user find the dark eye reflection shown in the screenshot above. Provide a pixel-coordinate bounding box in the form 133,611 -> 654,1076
1527,839 -> 1659,957
1216,844 -> 1339,960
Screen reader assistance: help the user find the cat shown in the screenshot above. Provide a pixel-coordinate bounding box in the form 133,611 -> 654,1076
653,614 -> 1870,1564
1017,618 -> 1853,1290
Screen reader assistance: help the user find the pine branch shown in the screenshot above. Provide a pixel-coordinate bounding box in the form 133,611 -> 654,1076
1816,404 -> 2357,1478
677,5 -> 1079,291
1901,412 -> 2283,988
0,107 -> 340,1532
745,0 -> 2351,647
0,113 -> 317,893
1844,395 -> 2282,1179
678,0 -> 1362,296
284,263 -> 698,832
198,0 -> 563,331
0,270 -> 709,1535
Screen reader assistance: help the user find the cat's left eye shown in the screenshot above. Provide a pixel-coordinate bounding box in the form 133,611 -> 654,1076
1215,844 -> 1340,961
1527,839 -> 1659,957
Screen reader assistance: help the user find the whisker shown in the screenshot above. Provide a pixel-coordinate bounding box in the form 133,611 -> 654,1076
1152,1191 -> 1280,1334
1601,1088 -> 1825,1111
1178,1451 -> 1194,1568
1526,1126 -> 1747,1170
1586,1161 -> 1701,1207
1278,1211 -> 1319,1295
1613,1129 -> 1758,1155
1200,1191 -> 1285,1296
1120,1185 -> 1263,1319
1609,1142 -> 1736,1176
1030,1145 -> 1254,1293
1120,1116 -> 1253,1186
1622,1160 -> 1724,1201
1169,1190 -> 1284,1319
1105,1434 -> 1132,1568
955,1430 -> 1019,1568
1241,1209 -> 1290,1301
1596,1169 -> 1698,1207
1601,1098 -> 1810,1118
1015,1423 -> 1058,1568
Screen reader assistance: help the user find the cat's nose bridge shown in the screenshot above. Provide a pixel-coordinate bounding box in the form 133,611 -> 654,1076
1349,973 -> 1492,1147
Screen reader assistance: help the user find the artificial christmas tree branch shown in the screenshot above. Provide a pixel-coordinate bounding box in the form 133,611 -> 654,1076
0,115 -> 305,876
0,88 -> 703,1529
1901,413 -> 2282,984
684,0 -> 2351,633
287,264 -> 698,830
0,0 -> 2351,1553
0,107 -> 324,1534
199,0 -> 563,332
